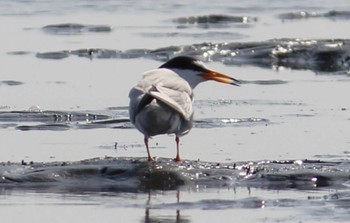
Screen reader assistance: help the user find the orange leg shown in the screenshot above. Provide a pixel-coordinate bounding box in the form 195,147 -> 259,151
144,137 -> 153,161
174,136 -> 181,162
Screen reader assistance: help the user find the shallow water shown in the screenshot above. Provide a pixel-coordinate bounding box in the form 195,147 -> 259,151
1,0 -> 350,222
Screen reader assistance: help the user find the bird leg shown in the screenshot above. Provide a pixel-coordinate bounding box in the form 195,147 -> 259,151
174,136 -> 181,162
144,137 -> 153,161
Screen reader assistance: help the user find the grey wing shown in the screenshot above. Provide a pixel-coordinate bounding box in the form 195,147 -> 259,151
148,84 -> 193,121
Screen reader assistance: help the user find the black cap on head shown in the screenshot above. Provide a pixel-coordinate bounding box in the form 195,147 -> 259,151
159,56 -> 208,72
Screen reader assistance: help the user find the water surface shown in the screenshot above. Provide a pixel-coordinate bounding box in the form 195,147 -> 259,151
1,0 -> 350,222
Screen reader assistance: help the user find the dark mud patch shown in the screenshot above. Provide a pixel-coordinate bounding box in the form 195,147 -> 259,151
23,38 -> 350,73
36,51 -> 70,59
7,51 -> 32,56
0,110 -> 269,131
0,157 -> 349,193
173,15 -> 257,24
140,31 -> 247,40
42,23 -> 112,35
194,117 -> 269,128
279,10 -> 350,21
172,14 -> 257,29
0,80 -> 23,86
0,110 -> 110,123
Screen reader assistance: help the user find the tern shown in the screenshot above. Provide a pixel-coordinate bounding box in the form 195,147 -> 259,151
129,56 -> 240,161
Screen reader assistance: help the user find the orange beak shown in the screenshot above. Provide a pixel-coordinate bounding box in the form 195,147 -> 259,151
201,70 -> 240,86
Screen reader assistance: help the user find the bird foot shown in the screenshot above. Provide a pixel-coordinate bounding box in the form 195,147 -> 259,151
174,156 -> 181,162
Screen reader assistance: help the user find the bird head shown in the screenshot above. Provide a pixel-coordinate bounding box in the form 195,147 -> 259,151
159,56 -> 240,88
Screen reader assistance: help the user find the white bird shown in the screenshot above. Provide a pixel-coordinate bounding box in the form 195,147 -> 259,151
129,56 -> 240,161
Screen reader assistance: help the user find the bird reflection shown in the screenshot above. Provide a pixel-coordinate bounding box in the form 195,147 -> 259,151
144,190 -> 189,223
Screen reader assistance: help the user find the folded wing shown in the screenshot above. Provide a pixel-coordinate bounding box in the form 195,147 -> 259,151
148,84 -> 193,121
129,69 -> 194,122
